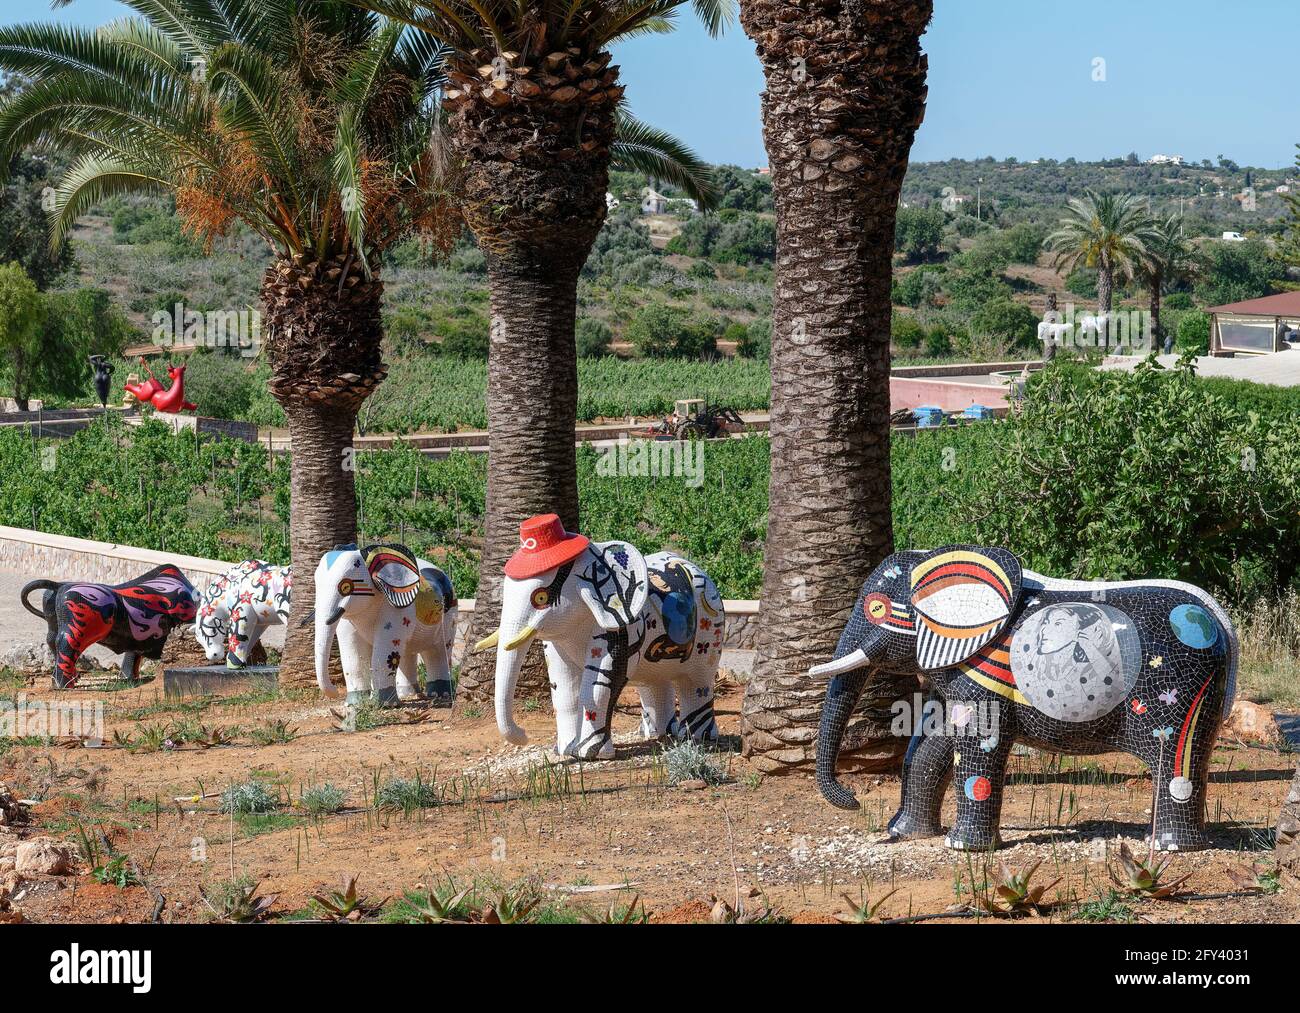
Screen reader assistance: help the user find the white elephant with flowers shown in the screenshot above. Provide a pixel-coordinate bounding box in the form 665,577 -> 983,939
194,560 -> 291,668
314,543 -> 458,709
476,514 -> 724,760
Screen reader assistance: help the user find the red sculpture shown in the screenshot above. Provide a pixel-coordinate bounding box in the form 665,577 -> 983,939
125,359 -> 196,413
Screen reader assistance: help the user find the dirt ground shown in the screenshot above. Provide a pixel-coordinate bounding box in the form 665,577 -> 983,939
1,673 -> 1297,925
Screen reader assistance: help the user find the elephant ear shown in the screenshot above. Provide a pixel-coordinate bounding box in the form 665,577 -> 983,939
365,546 -> 423,609
910,546 -> 1023,671
579,542 -> 649,632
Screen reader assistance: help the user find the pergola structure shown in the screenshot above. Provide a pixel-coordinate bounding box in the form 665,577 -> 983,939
1208,291 -> 1300,356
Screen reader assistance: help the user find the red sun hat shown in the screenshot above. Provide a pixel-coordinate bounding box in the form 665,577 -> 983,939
504,514 -> 591,580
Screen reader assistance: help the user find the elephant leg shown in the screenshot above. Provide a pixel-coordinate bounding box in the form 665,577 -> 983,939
334,623 -> 369,716
545,641 -> 582,755
1145,676 -> 1222,852
888,727 -> 955,841
423,636 -> 453,707
370,636 -> 404,707
574,636 -> 629,761
946,721 -> 1013,852
675,673 -> 719,742
636,682 -> 675,740
396,653 -> 421,701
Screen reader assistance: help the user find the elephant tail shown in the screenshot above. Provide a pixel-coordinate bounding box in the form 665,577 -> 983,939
20,580 -> 59,620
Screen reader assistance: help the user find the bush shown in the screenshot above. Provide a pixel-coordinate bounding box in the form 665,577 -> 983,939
626,303 -> 718,359
970,298 -> 1039,349
220,781 -> 279,815
737,318 -> 771,359
925,325 -> 954,358
1066,268 -> 1099,301
1194,239 -> 1282,307
576,317 -> 613,358
661,739 -> 726,786
181,350 -> 258,419
1164,291 -> 1194,310
300,783 -> 346,815
894,206 -> 946,263
894,266 -> 944,308
891,314 -> 926,350
1176,311 -> 1211,355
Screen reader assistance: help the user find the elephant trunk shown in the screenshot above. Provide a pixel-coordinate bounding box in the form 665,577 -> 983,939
815,664 -> 874,811
493,638 -> 530,746
315,606 -> 343,700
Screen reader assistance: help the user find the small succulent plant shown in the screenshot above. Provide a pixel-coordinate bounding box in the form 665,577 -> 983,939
1110,843 -> 1194,899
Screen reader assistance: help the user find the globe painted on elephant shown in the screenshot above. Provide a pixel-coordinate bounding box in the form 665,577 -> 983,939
1169,604 -> 1217,650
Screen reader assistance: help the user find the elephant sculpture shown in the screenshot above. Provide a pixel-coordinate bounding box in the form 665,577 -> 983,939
21,565 -> 199,688
813,545 -> 1237,853
194,560 -> 292,668
477,514 -> 724,761
314,543 -> 458,709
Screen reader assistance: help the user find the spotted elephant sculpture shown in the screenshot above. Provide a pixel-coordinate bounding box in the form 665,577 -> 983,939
194,560 -> 291,668
813,545 -> 1237,852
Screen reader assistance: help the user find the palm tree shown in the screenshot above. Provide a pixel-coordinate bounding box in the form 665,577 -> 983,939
1046,191 -> 1158,319
1137,213 -> 1196,352
736,0 -> 934,774
0,2 -> 460,682
357,1 -> 729,696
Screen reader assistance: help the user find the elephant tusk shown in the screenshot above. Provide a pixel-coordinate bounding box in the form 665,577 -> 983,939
807,648 -> 870,680
474,630 -> 500,653
502,624 -> 538,652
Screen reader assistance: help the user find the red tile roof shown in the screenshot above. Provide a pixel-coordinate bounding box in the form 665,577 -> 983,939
1207,291 -> 1300,316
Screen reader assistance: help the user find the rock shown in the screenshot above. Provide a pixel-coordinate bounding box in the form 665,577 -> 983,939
1223,701 -> 1282,746
0,643 -> 50,676
677,779 -> 708,792
0,784 -> 27,828
15,840 -> 72,876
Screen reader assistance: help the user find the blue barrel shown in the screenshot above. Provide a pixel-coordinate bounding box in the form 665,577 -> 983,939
962,404 -> 994,421
913,406 -> 945,428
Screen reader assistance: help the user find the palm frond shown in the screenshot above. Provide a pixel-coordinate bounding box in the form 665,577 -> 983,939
48,153 -> 169,248
613,108 -> 719,210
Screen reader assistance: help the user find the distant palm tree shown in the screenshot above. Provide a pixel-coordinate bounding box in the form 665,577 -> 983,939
0,2 -> 460,682
736,0 -> 934,775
1046,191 -> 1159,317
358,1 -> 728,696
1138,213 -> 1197,352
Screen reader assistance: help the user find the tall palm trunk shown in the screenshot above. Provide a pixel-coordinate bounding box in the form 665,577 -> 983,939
1149,266 -> 1163,353
263,254 -> 387,685
1097,257 -> 1114,317
1280,761 -> 1300,880
739,0 -> 933,774
446,46 -> 619,699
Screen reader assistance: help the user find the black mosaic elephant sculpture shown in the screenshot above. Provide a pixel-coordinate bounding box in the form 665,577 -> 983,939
21,565 -> 199,688
813,546 -> 1237,852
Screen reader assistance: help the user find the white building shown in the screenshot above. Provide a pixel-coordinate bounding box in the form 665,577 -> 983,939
641,189 -> 669,215
1147,154 -> 1185,166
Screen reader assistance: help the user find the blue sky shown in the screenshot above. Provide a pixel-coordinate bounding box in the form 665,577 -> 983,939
9,0 -> 1299,170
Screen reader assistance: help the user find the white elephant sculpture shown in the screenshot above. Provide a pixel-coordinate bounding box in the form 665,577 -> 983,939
314,543 -> 458,709
477,514 -> 724,761
194,560 -> 291,668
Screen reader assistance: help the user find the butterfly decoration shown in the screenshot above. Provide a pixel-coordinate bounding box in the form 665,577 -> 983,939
979,733 -> 999,754
1158,689 -> 1179,707
1130,699 -> 1147,715
884,566 -> 902,580
1152,726 -> 1174,742
1149,656 -> 1164,669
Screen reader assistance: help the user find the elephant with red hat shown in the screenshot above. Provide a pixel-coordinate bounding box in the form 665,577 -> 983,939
476,515 -> 725,761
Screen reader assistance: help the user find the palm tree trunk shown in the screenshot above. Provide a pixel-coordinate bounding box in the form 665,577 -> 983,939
262,254 -> 387,686
457,258 -> 585,699
739,0 -> 933,775
445,47 -> 617,700
1149,267 -> 1163,353
1280,761 -> 1300,880
1098,260 -> 1114,317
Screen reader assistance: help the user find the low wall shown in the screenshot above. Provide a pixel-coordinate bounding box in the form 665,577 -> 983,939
0,526 -> 762,670
890,376 -> 1010,413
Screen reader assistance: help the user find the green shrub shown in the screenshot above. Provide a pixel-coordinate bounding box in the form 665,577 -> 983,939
626,303 -> 717,359
891,314 -> 925,350
737,318 -> 771,359
1176,311 -> 1211,355
970,298 -> 1039,349
576,317 -> 614,358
